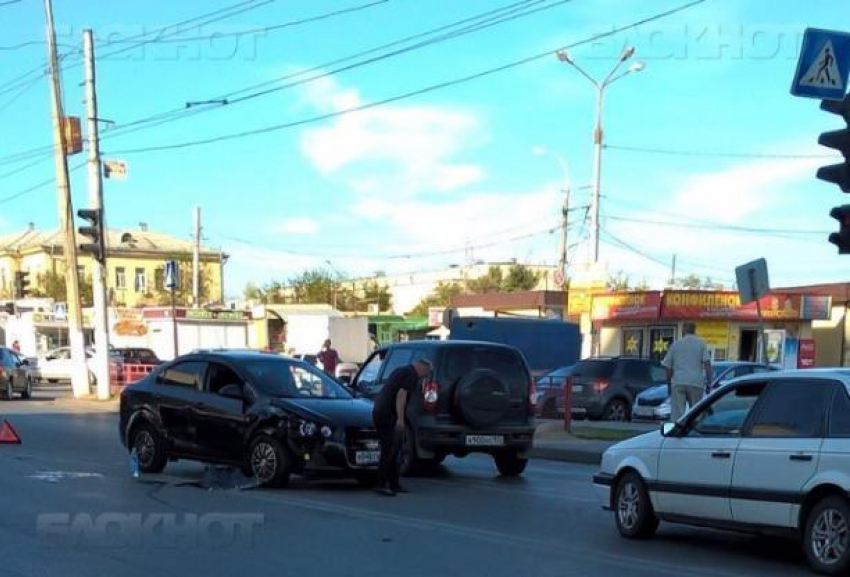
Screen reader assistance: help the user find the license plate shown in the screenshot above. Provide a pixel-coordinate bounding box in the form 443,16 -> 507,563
465,435 -> 504,447
572,385 -> 583,394
634,407 -> 653,417
355,450 -> 380,465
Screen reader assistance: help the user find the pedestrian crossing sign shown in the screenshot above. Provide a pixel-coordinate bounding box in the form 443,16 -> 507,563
792,28 -> 850,101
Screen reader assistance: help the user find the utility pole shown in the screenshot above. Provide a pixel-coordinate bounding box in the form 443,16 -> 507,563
192,206 -> 201,306
670,254 -> 677,286
44,0 -> 88,398
83,29 -> 111,400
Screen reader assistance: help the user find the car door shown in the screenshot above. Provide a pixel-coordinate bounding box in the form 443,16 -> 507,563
42,348 -> 72,381
0,349 -> 16,393
192,361 -> 253,462
352,351 -> 386,399
10,351 -> 27,391
730,378 -> 833,528
655,381 -> 766,520
152,361 -> 208,454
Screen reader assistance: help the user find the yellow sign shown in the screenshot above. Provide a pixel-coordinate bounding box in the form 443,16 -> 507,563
696,321 -> 730,348
567,290 -> 593,316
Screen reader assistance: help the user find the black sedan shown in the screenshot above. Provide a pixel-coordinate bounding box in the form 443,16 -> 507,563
119,350 -> 380,487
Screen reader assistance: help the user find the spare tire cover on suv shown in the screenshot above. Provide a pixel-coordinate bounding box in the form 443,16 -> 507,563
454,368 -> 512,428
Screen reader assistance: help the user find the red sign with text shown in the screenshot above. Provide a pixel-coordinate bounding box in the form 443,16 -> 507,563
798,339 -> 816,369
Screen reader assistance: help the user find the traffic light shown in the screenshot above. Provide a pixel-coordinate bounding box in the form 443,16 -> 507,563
829,205 -> 850,254
77,208 -> 105,263
818,96 -> 850,192
13,271 -> 31,299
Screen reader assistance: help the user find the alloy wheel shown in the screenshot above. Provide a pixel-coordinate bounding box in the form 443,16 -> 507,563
134,430 -> 156,468
607,402 -> 627,422
618,481 -> 640,531
252,442 -> 278,483
812,507 -> 849,566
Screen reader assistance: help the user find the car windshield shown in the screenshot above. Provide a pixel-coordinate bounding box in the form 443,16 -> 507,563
243,358 -> 352,399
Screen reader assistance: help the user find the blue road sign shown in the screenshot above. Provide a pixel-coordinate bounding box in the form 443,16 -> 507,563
792,28 -> 850,101
164,260 -> 179,290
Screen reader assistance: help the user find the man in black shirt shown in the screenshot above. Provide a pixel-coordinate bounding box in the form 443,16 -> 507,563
372,359 -> 432,496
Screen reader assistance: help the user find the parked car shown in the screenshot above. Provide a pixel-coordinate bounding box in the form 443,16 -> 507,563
568,357 -> 668,422
119,350 -> 380,487
35,347 -> 123,385
631,362 -> 778,421
350,340 -> 535,477
594,369 -> 850,576
0,347 -> 35,399
113,347 -> 161,365
533,365 -> 575,418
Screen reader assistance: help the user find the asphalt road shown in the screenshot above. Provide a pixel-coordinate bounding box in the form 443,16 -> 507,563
0,394 -> 810,577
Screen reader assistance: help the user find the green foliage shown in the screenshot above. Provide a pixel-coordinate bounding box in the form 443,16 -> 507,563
245,270 -> 392,312
149,253 -> 212,307
607,270 -> 631,291
35,271 -> 93,306
466,266 -> 504,293
409,282 -> 464,317
504,264 -> 541,292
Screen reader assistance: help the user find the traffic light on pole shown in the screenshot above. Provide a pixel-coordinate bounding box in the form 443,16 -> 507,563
818,96 -> 850,191
77,208 -> 105,263
830,205 -> 850,254
13,271 -> 30,299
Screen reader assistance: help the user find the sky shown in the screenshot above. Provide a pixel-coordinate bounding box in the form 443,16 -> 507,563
0,0 -> 847,297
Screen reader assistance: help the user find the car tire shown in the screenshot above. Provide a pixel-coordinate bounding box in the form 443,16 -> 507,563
604,399 -> 630,422
614,471 -> 658,539
4,380 -> 14,400
804,496 -> 850,576
130,423 -> 167,474
249,435 -> 291,488
494,451 -> 528,477
21,377 -> 32,400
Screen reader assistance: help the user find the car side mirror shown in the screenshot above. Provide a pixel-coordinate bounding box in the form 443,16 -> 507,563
219,384 -> 244,400
660,422 -> 679,437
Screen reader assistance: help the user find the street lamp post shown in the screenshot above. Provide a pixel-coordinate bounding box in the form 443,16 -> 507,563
556,48 -> 644,264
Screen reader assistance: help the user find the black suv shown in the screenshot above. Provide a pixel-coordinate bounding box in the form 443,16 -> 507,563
119,350 -> 380,487
569,356 -> 667,421
351,341 -> 535,477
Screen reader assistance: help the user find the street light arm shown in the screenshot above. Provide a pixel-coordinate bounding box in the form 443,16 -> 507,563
601,58 -> 627,88
566,61 -> 600,88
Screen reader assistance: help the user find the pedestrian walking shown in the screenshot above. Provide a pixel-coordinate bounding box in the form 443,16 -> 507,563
317,339 -> 340,376
371,358 -> 432,496
662,323 -> 712,421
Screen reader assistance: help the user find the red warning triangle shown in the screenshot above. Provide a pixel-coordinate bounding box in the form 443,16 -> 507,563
0,420 -> 21,444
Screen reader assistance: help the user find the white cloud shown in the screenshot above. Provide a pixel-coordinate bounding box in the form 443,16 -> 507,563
298,76 -> 486,197
277,217 -> 319,235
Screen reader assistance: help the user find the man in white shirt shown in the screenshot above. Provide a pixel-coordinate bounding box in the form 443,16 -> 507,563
662,323 -> 712,421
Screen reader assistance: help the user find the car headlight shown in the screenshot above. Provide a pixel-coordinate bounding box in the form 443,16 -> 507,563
659,398 -> 671,409
298,421 -> 318,437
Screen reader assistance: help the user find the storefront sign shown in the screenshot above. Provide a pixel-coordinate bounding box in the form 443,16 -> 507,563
764,330 -> 786,366
663,291 -> 815,321
567,290 -> 593,316
428,307 -> 444,327
591,292 -> 662,321
798,339 -> 817,368
143,308 -> 251,321
114,309 -> 147,336
801,295 -> 832,320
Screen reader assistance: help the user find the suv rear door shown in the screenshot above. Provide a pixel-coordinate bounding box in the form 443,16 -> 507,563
437,345 -> 530,426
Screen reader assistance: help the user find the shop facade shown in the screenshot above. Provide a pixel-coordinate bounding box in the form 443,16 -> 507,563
590,290 -> 832,368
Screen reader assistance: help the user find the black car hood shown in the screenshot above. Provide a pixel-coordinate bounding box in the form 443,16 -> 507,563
271,397 -> 375,428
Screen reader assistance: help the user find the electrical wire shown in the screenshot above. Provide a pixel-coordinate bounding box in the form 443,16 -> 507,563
0,162 -> 85,206
604,143 -> 837,159
105,0 -> 708,155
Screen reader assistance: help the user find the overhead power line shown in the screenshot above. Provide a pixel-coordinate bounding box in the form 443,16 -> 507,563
604,214 -> 830,236
604,143 -> 837,159
106,0 -> 708,155
95,0 -> 573,139
0,162 -> 85,206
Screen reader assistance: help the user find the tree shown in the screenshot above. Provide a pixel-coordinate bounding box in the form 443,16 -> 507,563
35,271 -> 93,306
677,273 -> 702,290
607,270 -> 631,291
503,264 -> 541,292
410,282 -> 464,316
467,266 -> 503,293
362,281 -> 391,312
